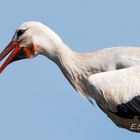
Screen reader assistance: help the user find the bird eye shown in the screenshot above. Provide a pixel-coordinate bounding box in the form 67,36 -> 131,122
17,29 -> 27,37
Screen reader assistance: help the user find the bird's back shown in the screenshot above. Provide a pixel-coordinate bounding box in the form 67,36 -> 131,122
81,46 -> 140,73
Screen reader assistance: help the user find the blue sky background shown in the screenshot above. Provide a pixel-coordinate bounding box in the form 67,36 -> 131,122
0,0 -> 140,139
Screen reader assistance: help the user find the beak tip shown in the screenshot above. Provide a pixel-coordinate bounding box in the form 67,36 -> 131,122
0,41 -> 21,73
0,69 -> 2,74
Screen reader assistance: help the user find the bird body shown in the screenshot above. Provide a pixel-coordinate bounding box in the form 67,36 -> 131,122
55,46 -> 140,102
1,21 -> 140,132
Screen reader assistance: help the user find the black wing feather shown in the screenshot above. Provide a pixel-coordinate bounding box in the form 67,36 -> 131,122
115,95 -> 140,119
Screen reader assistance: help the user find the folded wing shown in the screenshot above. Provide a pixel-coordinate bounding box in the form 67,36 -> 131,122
87,65 -> 140,132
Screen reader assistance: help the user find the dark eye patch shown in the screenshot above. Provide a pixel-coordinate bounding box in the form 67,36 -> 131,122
17,29 -> 27,37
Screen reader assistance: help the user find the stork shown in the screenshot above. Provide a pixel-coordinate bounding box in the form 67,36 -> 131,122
0,21 -> 140,132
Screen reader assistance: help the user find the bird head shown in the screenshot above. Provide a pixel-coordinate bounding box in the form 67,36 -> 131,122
0,21 -> 63,73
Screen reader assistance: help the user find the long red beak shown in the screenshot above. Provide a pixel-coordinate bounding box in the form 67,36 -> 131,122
0,41 -> 21,73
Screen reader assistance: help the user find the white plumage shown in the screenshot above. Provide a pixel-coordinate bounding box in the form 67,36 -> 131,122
0,21 -> 140,132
